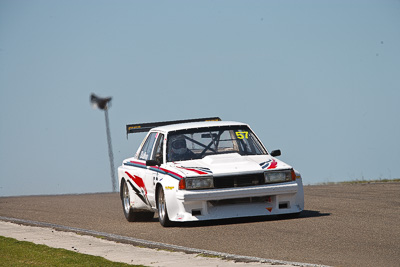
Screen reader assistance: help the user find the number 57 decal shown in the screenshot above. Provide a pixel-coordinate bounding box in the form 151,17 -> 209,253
236,131 -> 248,139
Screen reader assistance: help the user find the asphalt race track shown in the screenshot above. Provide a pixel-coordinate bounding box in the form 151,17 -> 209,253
1,183 -> 399,266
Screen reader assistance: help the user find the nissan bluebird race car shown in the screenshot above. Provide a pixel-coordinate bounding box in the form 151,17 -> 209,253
118,117 -> 304,227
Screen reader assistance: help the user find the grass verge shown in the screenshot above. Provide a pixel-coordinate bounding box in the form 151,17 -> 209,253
339,178 -> 400,184
0,236 -> 145,267
316,178 -> 400,185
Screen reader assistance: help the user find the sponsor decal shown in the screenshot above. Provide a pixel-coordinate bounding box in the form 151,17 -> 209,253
165,186 -> 175,190
260,159 -> 278,169
266,207 -> 273,212
128,125 -> 141,131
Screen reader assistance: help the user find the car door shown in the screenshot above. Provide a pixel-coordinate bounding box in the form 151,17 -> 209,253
132,132 -> 158,207
143,133 -> 164,208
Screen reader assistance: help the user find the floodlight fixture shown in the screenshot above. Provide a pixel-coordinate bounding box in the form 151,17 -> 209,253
90,93 -> 112,110
90,93 -> 117,192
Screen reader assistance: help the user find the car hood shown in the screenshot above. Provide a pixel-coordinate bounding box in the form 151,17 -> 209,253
167,153 -> 292,177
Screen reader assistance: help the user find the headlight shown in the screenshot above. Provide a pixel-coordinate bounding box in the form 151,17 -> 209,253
185,176 -> 214,189
264,170 -> 294,183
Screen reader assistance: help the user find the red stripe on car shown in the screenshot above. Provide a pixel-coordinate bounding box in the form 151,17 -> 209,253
125,171 -> 147,195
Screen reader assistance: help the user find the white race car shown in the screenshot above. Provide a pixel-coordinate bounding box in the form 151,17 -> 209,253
118,117 -> 304,227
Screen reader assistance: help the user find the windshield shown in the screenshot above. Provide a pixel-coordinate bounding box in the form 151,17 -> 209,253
167,126 -> 267,162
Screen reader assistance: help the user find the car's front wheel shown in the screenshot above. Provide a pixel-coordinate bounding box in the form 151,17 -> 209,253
157,186 -> 173,227
121,180 -> 154,222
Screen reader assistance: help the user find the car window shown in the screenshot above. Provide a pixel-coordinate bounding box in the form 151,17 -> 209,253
151,133 -> 164,164
138,132 -> 158,161
167,126 -> 266,162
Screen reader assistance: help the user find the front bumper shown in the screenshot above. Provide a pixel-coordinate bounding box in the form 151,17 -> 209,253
170,181 -> 304,222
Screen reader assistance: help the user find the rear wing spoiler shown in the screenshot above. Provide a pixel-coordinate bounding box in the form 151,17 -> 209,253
126,117 -> 221,137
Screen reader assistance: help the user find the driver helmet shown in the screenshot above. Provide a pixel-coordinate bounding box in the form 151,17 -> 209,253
171,135 -> 187,155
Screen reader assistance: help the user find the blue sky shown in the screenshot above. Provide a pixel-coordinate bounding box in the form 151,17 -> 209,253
1,0 -> 399,196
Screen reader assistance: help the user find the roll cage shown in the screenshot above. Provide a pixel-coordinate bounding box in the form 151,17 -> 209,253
166,125 -> 267,162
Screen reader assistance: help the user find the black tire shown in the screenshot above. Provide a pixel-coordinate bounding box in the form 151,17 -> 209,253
157,186 -> 173,227
121,180 -> 154,222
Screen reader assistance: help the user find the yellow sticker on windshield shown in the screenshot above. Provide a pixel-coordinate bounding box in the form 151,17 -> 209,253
236,131 -> 248,139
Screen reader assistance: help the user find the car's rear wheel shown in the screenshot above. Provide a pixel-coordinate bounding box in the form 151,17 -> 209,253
121,180 -> 154,222
157,186 -> 173,227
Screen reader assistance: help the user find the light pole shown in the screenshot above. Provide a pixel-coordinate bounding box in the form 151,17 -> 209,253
90,93 -> 117,192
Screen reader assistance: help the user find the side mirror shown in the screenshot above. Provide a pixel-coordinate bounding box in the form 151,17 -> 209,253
146,159 -> 160,166
270,150 -> 281,157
